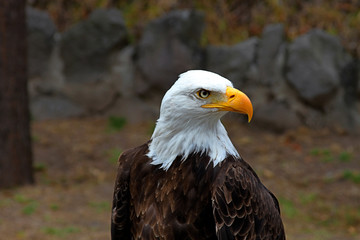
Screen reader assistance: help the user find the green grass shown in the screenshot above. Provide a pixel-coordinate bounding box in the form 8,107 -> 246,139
16,231 -> 26,238
22,202 -> 38,215
107,116 -> 127,132
338,151 -> 352,162
300,192 -> 318,205
342,170 -> 360,184
320,149 -> 333,162
278,197 -> 297,218
319,216 -> 340,227
107,148 -> 122,164
303,228 -> 333,240
345,207 -> 360,226
310,148 -> 331,157
50,204 -> 60,211
42,226 -> 80,237
13,194 -> 39,216
14,194 -> 32,204
89,201 -> 111,212
31,135 -> 40,142
310,148 -> 334,162
310,148 -> 353,163
33,162 -> 47,172
309,148 -> 321,156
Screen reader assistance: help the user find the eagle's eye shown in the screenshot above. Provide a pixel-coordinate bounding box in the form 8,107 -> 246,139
197,89 -> 211,99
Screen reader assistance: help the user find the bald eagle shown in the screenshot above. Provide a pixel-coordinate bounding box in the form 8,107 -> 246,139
111,70 -> 285,240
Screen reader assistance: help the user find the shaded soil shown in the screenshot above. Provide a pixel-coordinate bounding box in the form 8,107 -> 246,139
0,117 -> 359,240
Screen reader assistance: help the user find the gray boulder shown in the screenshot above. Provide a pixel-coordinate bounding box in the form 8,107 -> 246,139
31,96 -> 85,120
28,43 -> 65,98
286,29 -> 351,108
60,8 -> 128,83
258,24 -> 286,85
109,46 -> 136,98
26,7 -> 57,78
107,98 -> 159,123
63,78 -> 118,112
135,10 -> 205,92
206,37 -> 258,87
254,100 -> 302,131
340,59 -> 359,106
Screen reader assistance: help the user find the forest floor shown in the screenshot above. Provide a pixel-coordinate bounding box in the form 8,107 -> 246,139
0,117 -> 359,240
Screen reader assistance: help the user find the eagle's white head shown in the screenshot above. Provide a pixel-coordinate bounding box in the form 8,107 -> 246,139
147,70 -> 253,170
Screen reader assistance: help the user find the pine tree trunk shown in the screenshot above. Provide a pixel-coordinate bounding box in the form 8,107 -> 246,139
0,0 -> 34,188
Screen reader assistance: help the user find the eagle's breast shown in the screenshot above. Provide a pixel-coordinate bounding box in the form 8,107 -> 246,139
129,144 -> 219,239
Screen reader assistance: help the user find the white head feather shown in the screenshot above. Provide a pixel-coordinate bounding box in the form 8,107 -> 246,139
147,70 -> 240,170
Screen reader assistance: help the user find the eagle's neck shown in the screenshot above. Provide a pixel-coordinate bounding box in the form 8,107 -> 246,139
147,115 -> 239,170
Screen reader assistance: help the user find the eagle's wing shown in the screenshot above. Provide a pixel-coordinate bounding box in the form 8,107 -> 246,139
111,150 -> 133,240
212,159 -> 285,240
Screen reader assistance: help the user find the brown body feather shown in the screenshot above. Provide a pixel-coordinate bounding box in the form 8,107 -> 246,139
111,143 -> 285,240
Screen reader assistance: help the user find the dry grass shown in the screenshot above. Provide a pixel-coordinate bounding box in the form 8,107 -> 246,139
0,117 -> 359,239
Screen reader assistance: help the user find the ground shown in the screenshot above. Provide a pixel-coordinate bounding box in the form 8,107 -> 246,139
0,117 -> 359,240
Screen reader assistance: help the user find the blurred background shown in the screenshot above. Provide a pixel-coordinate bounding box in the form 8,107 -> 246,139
0,0 -> 359,239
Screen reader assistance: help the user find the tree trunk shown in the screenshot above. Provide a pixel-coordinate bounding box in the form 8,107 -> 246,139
0,0 -> 34,188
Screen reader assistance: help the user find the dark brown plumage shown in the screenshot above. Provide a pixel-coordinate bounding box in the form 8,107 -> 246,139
111,143 -> 285,240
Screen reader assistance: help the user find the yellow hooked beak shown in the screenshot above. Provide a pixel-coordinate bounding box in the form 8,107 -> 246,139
201,87 -> 253,122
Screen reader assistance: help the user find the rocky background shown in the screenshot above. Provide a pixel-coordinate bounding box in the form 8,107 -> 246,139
27,7 -> 360,132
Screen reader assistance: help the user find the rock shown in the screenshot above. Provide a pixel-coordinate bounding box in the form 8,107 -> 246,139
108,46 -> 136,98
254,100 -> 302,132
59,8 -> 128,83
63,79 -> 118,112
31,96 -> 85,120
328,60 -> 360,130
135,10 -> 205,93
26,7 -> 57,78
107,98 -> 159,123
340,59 -> 358,106
206,37 -> 258,87
258,24 -> 286,85
322,88 -> 360,131
286,29 -> 352,108
28,42 -> 65,98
